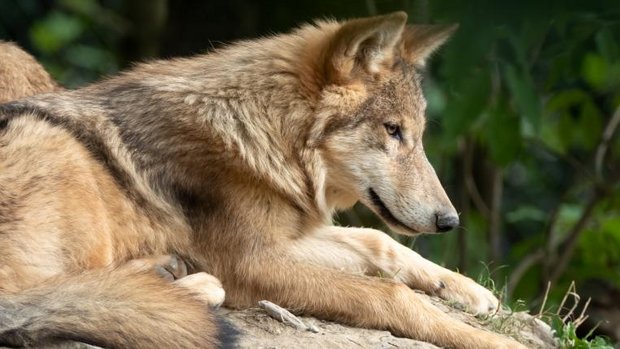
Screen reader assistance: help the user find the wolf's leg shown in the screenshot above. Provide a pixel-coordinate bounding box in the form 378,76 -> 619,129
287,226 -> 498,315
0,258 -> 222,349
226,252 -> 525,349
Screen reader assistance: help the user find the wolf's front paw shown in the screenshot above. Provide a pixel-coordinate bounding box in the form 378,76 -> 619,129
432,272 -> 499,315
174,272 -> 226,309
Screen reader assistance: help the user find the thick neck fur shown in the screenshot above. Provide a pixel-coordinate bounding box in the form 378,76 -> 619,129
23,21 -> 344,234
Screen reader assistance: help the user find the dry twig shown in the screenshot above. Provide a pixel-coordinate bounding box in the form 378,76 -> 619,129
258,300 -> 319,333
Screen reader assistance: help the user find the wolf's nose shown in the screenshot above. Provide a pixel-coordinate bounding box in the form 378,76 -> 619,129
435,213 -> 459,232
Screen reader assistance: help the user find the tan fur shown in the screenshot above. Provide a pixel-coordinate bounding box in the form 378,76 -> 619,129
0,41 -> 61,102
0,41 -> 223,348
0,12 -> 525,348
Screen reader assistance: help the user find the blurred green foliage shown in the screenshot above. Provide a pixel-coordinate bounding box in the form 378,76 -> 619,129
0,0 -> 125,87
1,0 -> 619,341
422,0 -> 620,289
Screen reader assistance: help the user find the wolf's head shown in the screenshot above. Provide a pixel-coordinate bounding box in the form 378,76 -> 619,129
308,12 -> 458,235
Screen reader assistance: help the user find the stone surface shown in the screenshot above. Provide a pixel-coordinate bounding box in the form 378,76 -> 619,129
222,307 -> 440,349
221,292 -> 557,349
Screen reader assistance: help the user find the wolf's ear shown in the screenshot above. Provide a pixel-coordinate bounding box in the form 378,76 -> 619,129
403,24 -> 458,66
325,11 -> 407,84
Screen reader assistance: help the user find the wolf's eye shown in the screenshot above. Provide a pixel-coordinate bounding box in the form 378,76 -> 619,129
384,123 -> 402,141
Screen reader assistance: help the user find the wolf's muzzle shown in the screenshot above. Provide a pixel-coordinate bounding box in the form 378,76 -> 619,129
435,213 -> 459,232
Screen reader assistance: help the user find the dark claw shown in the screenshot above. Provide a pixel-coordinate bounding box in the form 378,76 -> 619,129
155,265 -> 175,282
163,255 -> 188,280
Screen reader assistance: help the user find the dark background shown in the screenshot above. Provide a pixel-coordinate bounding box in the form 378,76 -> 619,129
1,0 -> 619,344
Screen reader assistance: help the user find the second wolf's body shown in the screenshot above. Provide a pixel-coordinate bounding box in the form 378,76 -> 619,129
0,41 -> 61,102
0,13 -> 525,348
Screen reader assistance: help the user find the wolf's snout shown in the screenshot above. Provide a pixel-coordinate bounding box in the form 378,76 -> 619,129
435,213 -> 459,232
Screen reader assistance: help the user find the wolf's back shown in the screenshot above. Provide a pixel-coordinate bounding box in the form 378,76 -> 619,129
0,41 -> 61,103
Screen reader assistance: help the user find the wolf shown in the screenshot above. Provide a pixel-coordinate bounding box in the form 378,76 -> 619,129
0,41 -> 61,102
0,12 -> 526,348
